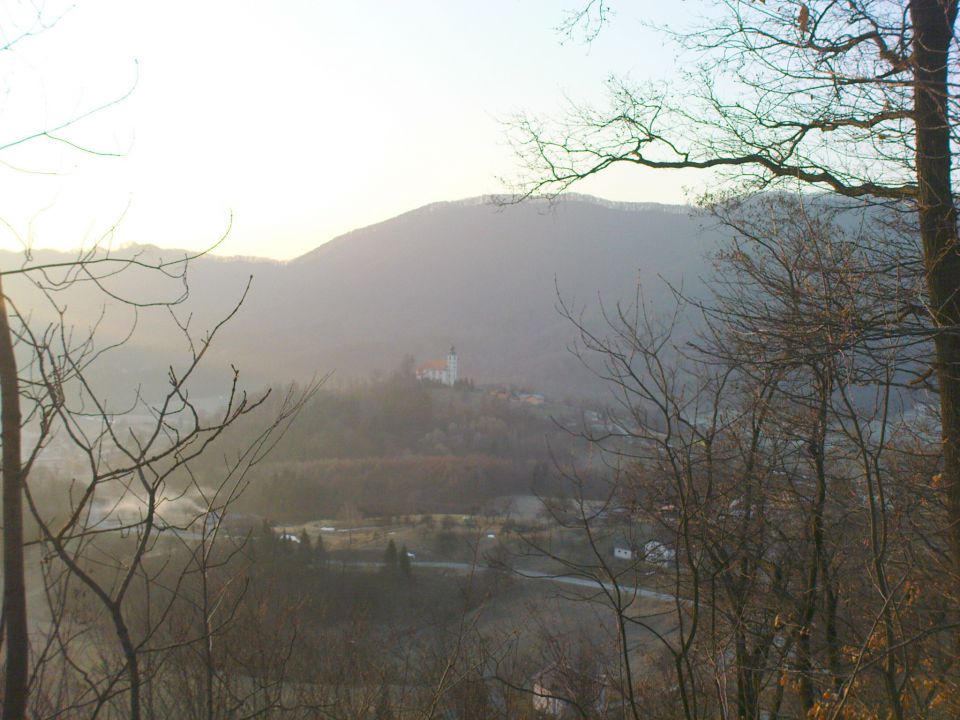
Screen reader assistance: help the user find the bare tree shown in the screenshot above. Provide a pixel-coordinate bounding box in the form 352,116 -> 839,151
0,4 -> 142,714
511,1 -> 960,591
0,242 -> 320,720
1,271 -> 27,719
522,196 -> 959,718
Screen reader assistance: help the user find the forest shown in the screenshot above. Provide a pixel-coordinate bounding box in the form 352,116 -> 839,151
212,366 -> 592,521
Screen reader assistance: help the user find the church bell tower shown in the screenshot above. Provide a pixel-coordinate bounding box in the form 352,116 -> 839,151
446,346 -> 458,386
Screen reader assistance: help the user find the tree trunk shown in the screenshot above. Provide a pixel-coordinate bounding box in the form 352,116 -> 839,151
911,0 -> 960,584
0,274 -> 27,720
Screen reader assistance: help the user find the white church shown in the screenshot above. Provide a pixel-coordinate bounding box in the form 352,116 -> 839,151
415,346 -> 459,386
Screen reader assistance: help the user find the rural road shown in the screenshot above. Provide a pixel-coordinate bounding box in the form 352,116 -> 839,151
346,558 -> 679,604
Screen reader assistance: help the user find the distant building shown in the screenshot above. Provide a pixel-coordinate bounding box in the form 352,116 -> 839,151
531,663 -> 609,718
416,346 -> 458,386
643,540 -> 676,567
612,539 -> 674,565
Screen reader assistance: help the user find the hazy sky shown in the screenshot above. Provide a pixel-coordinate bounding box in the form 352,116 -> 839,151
0,1 -> 704,260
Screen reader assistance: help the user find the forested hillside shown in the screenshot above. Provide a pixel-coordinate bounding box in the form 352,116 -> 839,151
204,366 -> 592,521
0,195 -> 714,401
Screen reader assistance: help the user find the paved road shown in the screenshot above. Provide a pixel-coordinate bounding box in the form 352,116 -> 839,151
80,525 -> 682,605
405,560 -> 679,604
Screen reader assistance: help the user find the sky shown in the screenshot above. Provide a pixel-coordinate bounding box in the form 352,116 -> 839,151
0,0 -> 705,260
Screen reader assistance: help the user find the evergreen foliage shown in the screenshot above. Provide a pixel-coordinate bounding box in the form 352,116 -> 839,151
383,539 -> 398,573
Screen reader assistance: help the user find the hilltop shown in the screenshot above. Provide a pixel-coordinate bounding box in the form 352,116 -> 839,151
1,195 -> 719,400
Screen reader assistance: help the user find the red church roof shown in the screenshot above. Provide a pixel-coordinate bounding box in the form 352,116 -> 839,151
417,359 -> 447,372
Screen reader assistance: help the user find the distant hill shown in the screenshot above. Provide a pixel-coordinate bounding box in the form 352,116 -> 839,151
1,195 -> 721,401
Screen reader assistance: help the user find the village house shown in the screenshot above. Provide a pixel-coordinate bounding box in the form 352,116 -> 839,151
531,662 -> 609,718
613,546 -> 633,561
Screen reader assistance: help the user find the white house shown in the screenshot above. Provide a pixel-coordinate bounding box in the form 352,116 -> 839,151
643,540 -> 676,566
531,663 -> 609,717
416,346 -> 458,386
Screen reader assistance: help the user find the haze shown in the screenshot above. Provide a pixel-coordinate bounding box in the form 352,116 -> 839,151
4,3 -> 954,719
0,1 -> 706,259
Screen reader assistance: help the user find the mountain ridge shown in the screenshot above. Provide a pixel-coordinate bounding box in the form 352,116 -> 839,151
1,195 -> 718,401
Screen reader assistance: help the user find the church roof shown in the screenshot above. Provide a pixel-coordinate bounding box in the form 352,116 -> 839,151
417,359 -> 448,371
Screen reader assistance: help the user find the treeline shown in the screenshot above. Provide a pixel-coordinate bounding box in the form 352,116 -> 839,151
194,363 -> 582,521
261,360 -> 566,461
238,455 -> 534,520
